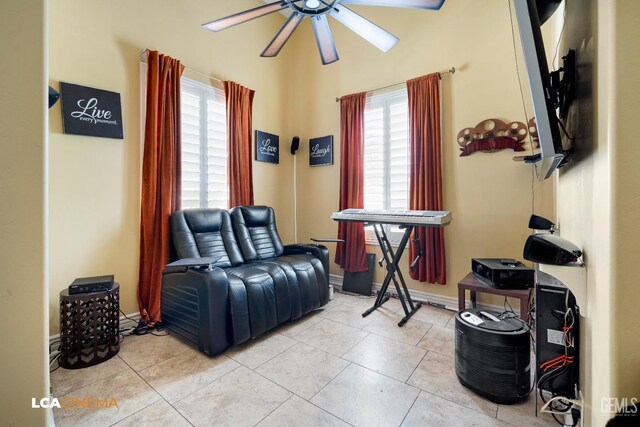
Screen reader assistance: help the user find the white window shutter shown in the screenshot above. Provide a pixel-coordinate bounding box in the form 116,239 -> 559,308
206,93 -> 228,209
364,103 -> 385,211
180,78 -> 228,209
388,100 -> 409,211
363,90 -> 410,243
180,89 -> 202,209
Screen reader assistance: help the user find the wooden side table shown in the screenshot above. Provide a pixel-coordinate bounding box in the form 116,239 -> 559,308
59,282 -> 120,369
457,272 -> 531,320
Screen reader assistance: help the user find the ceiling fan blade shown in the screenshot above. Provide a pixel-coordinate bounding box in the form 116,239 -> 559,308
261,13 -> 304,57
340,0 -> 445,10
202,2 -> 288,32
330,5 -> 399,52
311,15 -> 339,65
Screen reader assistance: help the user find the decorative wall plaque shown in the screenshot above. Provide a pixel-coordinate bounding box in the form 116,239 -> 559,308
255,130 -> 280,164
60,82 -> 123,139
309,135 -> 333,167
457,118 -> 528,156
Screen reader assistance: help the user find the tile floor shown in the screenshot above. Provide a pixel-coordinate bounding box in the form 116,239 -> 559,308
51,292 -> 556,427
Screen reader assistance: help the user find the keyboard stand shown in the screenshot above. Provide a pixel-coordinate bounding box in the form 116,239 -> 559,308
361,223 -> 422,326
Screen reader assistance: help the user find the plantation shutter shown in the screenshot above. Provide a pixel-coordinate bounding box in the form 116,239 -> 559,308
180,87 -> 202,209
364,100 -> 385,211
388,98 -> 409,211
363,89 -> 410,242
206,93 -> 228,209
180,78 -> 228,209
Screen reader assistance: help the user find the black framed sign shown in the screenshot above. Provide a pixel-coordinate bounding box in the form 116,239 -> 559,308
309,135 -> 333,167
59,82 -> 123,139
255,130 -> 279,164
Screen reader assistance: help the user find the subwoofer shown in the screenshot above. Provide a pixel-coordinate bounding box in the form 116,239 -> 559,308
455,309 -> 531,404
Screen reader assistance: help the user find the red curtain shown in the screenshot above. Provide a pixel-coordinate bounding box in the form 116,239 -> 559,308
335,92 -> 368,272
224,81 -> 255,208
407,74 -> 446,284
138,51 -> 185,324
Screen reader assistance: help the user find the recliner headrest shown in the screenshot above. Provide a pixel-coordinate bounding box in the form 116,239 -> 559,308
233,205 -> 273,227
170,209 -> 244,267
183,209 -> 228,233
230,205 -> 284,261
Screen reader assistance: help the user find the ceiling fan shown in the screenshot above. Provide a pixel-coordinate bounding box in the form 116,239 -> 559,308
202,0 -> 445,65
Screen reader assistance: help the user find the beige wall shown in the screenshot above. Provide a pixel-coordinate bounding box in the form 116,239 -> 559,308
552,0 -> 640,424
292,0 -> 554,304
0,0 -> 50,425
48,0 -> 299,334
606,0 -> 640,421
610,0 -> 640,405
551,0 -> 605,424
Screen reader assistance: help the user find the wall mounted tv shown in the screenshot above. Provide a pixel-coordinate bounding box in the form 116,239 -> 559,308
514,0 -> 566,180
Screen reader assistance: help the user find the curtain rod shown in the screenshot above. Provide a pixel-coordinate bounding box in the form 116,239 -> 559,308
139,48 -> 224,84
335,67 -> 456,103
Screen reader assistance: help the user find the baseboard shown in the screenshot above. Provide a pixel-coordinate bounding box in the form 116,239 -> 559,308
49,312 -> 141,346
329,274 -> 519,315
48,283 -> 516,346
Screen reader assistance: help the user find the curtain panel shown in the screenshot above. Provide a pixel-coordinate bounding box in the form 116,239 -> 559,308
407,73 -> 446,284
137,50 -> 185,324
335,92 -> 368,272
224,81 -> 255,208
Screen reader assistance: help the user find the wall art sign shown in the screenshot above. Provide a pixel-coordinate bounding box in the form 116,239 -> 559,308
255,130 -> 280,164
457,118 -> 528,156
309,135 -> 333,167
59,82 -> 123,139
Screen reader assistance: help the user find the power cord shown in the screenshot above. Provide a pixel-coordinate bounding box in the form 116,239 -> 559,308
552,0 -> 568,68
132,319 -> 168,336
535,292 -> 579,426
49,342 -> 61,373
102,285 -> 168,337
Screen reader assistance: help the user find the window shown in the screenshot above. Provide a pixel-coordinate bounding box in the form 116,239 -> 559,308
363,89 -> 410,243
180,78 -> 228,209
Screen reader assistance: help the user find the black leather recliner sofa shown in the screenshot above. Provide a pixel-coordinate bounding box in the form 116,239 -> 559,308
161,205 -> 330,355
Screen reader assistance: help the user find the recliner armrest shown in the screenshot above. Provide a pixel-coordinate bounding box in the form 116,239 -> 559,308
283,244 -> 330,280
162,257 -> 224,275
161,265 -> 231,355
283,243 -> 328,257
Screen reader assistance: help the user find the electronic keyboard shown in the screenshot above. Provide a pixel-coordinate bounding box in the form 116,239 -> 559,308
331,209 -> 452,227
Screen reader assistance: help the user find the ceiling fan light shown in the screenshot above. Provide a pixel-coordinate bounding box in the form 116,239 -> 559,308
306,0 -> 321,8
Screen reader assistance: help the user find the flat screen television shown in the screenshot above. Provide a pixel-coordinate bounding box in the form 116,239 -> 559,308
514,0 -> 565,180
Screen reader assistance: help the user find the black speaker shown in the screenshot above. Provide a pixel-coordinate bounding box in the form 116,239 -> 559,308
49,86 -> 60,109
528,214 -> 556,231
343,253 -> 374,296
290,136 -> 300,154
523,234 -> 582,265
